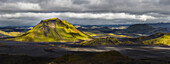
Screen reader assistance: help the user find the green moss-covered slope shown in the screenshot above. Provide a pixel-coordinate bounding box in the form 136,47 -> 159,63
80,37 -> 124,46
142,33 -> 170,45
124,32 -> 164,42
10,18 -> 90,42
0,30 -> 8,37
0,30 -> 23,38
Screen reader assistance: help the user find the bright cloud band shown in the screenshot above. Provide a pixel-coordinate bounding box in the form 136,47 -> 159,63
0,12 -> 156,21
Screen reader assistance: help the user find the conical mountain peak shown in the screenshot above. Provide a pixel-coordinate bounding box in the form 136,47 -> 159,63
41,18 -> 59,22
11,18 -> 90,42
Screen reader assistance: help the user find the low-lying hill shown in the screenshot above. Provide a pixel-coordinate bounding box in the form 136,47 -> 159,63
125,24 -> 168,34
142,33 -> 170,45
0,30 -> 23,38
10,18 -> 90,42
0,30 -> 8,37
124,32 -> 170,46
80,37 -> 135,46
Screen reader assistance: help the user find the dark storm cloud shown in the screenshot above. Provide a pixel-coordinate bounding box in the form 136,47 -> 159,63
0,0 -> 170,13
159,0 -> 170,5
0,0 -> 170,26
72,0 -> 89,4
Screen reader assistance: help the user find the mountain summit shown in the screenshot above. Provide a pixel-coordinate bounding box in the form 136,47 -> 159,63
12,18 -> 90,42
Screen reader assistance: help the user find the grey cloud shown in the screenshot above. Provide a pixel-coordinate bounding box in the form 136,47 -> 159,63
72,0 -> 89,4
0,0 -> 170,13
159,0 -> 170,5
0,0 -> 170,26
0,12 -> 169,26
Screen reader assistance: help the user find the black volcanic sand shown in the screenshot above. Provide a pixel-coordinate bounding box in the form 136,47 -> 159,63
0,51 -> 170,64
1,40 -> 170,58
0,40 -> 170,64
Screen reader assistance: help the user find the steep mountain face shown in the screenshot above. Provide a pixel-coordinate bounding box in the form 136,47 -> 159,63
142,33 -> 170,45
12,18 -> 90,42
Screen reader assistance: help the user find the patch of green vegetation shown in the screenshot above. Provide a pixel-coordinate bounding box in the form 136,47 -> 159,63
108,33 -> 131,38
42,18 -> 59,22
83,32 -> 97,37
122,41 -> 136,44
0,30 -> 24,37
0,30 -> 9,36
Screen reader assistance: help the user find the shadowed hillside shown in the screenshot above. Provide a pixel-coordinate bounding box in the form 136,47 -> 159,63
125,24 -> 167,34
126,24 -> 155,34
0,51 -> 169,64
10,18 -> 90,42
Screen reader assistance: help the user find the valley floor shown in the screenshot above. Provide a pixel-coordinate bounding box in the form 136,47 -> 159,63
0,40 -> 170,59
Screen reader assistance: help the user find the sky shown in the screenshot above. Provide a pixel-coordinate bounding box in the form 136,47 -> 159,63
0,0 -> 170,26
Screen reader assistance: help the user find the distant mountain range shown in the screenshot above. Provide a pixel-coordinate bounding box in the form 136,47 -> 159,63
10,18 -> 90,42
125,24 -> 168,34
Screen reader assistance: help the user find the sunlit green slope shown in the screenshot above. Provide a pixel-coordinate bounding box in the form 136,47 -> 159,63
142,33 -> 170,45
80,37 -> 121,46
11,18 -> 90,42
0,30 -> 23,37
0,30 -> 8,37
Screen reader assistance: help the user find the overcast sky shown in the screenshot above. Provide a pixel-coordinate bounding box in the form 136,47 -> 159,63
0,0 -> 170,26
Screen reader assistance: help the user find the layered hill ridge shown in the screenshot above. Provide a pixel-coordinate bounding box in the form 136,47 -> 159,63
0,30 -> 23,38
12,18 -> 90,42
125,32 -> 170,45
142,33 -> 170,45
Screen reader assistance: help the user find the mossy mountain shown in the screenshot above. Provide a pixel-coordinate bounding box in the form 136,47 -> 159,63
12,18 -> 90,42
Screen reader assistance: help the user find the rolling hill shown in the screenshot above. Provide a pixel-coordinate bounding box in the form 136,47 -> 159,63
142,33 -> 170,45
0,30 -> 23,38
124,32 -> 170,46
80,37 -> 135,46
